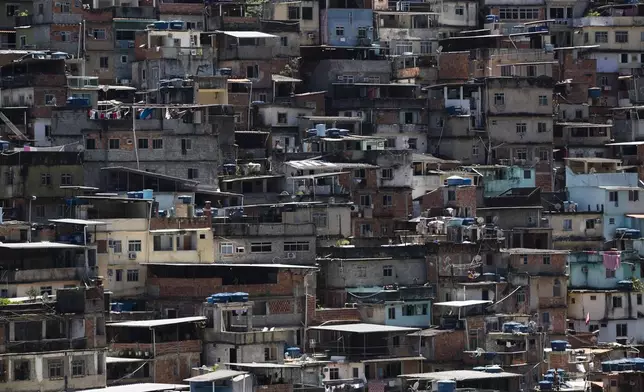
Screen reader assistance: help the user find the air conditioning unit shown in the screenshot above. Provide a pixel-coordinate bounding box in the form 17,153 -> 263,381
128,252 -> 137,260
120,79 -> 130,85
191,49 -> 197,55
285,252 -> 296,259
307,33 -> 315,39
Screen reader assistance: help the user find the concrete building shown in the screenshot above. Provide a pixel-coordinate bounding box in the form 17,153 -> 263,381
267,0 -> 320,45
320,0 -> 373,47
0,286 -> 108,391
107,316 -> 204,384
50,103 -> 235,187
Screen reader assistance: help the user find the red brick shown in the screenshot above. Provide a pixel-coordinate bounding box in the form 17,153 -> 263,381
438,53 -> 470,81
159,3 -> 203,15
268,299 -> 294,314
314,308 -> 361,324
432,330 -> 466,362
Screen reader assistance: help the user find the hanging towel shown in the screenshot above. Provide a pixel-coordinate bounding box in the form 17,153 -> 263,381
603,252 -> 621,271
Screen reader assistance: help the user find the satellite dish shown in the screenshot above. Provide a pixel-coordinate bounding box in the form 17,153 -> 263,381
492,216 -> 499,224
436,46 -> 443,54
476,217 -> 485,225
555,203 -> 562,211
473,255 -> 482,262
589,167 -> 597,174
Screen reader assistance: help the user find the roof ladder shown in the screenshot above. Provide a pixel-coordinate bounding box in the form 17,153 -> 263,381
0,110 -> 27,140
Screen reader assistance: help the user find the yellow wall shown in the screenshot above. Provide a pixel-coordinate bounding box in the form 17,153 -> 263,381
197,89 -> 228,105
147,230 -> 215,263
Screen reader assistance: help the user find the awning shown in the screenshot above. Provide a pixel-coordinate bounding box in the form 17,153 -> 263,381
308,323 -> 419,334
361,356 -> 425,363
219,31 -> 278,39
184,370 -> 247,382
227,78 -> 251,84
49,218 -> 106,226
106,357 -> 146,364
433,300 -> 492,307
272,74 -> 302,83
148,228 -> 210,234
287,172 -> 348,180
108,316 -> 206,328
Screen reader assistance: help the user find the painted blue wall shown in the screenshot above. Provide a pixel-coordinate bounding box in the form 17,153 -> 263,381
385,301 -> 431,327
325,9 -> 374,47
568,252 -> 641,289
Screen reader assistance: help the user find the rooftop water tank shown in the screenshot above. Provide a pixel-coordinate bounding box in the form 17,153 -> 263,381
169,20 -> 185,30
551,340 -> 568,352
153,21 -> 170,30
436,380 -> 456,392
316,123 -> 326,137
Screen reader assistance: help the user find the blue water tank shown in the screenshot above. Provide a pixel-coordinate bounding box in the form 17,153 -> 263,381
169,20 -> 185,30
178,195 -> 193,204
588,87 -> 601,99
327,128 -> 341,138
142,189 -> 153,199
461,177 -> 473,185
153,21 -> 169,30
485,15 -> 499,23
286,347 -> 302,358
230,292 -> 249,302
315,123 -> 326,136
437,380 -> 456,392
307,129 -> 317,137
206,296 -> 215,304
539,381 -> 553,391
339,129 -> 350,136
446,176 -> 465,186
485,365 -> 503,373
551,340 -> 568,351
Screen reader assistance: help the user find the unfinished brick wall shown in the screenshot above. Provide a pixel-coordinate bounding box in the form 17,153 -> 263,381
149,217 -> 211,230
154,352 -> 201,384
314,308 -> 361,324
84,317 -> 95,348
432,330 -> 466,362
437,53 -> 470,81
455,185 -> 477,217
268,299 -> 294,314
419,189 -> 443,212
293,92 -> 325,116
148,271 -> 297,299
536,173 -> 552,192
509,253 -> 566,276
159,3 -> 202,15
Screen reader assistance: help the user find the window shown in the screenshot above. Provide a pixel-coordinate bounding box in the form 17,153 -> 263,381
455,5 -> 464,15
246,65 -> 259,78
354,169 -> 365,179
360,194 -> 372,206
220,242 -> 234,255
498,7 -> 539,20
115,269 -> 123,281
40,286 -> 53,296
312,213 -> 327,228
277,112 -> 287,124
4,170 -> 13,185
471,144 -> 479,157
407,138 -> 418,149
522,170 -> 531,180
85,138 -> 96,150
539,148 -> 549,161
360,223 -> 372,236
48,360 -> 63,379
542,255 -> 550,265
126,269 -> 139,282
562,219 -> 573,231
381,194 -> 394,207
302,6 -> 313,20
335,26 -> 344,36
585,219 -> 595,229
14,360 -> 30,381
606,268 -> 615,278
251,242 -> 272,253
613,296 -> 623,308
187,168 -> 198,179
494,93 -> 505,105
515,148 -> 527,160
287,6 -> 299,19
538,95 -> 548,106
6,4 -> 18,16
638,294 -> 642,305
280,36 -> 288,46
128,240 -> 142,252
629,190 -> 639,201
109,240 -> 122,253
621,53 -> 629,63
538,122 -> 547,133
383,265 -> 393,277
542,312 -> 550,324
392,335 -> 400,347
44,94 -> 56,106
387,307 -> 396,319
152,139 -> 163,149
181,138 -> 192,151
420,40 -> 432,54
60,2 -> 71,12
385,138 -> 396,149
609,218 -> 615,225
357,265 -> 366,277
516,291 -> 525,303
403,111 -> 414,124
329,368 -> 340,380
92,28 -> 106,40
381,168 -> 393,180
609,191 -> 618,202
590,295 -> 597,300
109,139 -> 120,149
137,138 -> 148,149
516,123 -> 527,134
447,190 -> 456,201
284,241 -> 310,252
616,323 -> 628,337
594,31 -> 608,43
615,31 -> 629,43
352,368 -> 359,378
553,279 -> 561,297
60,31 -> 71,42
72,359 -> 85,377
99,56 -> 109,69
60,173 -> 72,186
41,173 -> 52,186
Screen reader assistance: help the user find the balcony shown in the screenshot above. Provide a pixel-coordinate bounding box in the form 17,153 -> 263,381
113,6 -> 156,19
204,329 -> 293,345
6,267 -> 86,284
0,74 -> 67,89
395,67 -> 420,79
212,222 -> 316,237
27,12 -> 83,25
6,337 -> 88,353
141,46 -> 215,61
574,16 -> 644,27
332,98 -> 425,110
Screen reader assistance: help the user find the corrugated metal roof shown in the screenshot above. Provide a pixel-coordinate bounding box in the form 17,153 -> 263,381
308,323 -> 419,334
433,300 -> 492,307
80,383 -> 189,392
0,242 -> 85,249
108,316 -> 206,328
400,369 -> 522,381
184,370 -> 248,382
219,31 -> 278,39
49,219 -> 106,226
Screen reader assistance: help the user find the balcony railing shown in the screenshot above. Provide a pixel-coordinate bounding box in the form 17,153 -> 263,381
0,74 -> 67,89
6,337 -> 88,353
